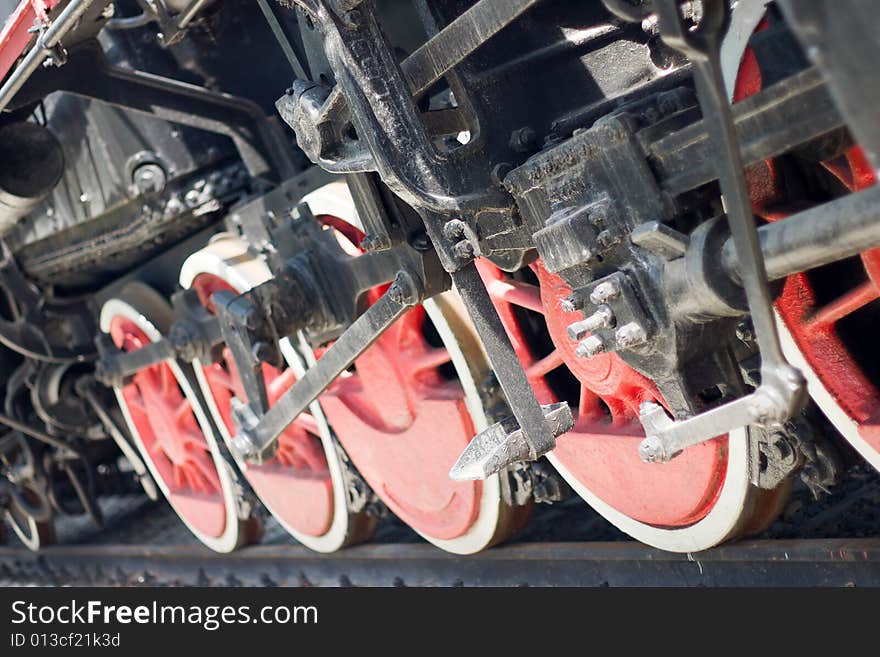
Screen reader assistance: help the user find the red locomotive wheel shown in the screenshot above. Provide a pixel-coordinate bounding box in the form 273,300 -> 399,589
304,183 -> 527,554
478,260 -> 782,551
181,231 -> 373,552
101,282 -> 259,552
727,0 -> 880,471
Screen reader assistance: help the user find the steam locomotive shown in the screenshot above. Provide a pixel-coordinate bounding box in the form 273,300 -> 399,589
0,0 -> 877,555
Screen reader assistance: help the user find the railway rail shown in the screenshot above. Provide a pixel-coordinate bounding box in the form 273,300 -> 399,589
2,0 -> 880,581
3,463 -> 879,586
4,538 -> 880,587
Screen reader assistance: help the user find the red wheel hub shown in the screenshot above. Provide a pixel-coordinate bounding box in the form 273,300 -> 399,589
110,317 -> 226,538
313,223 -> 483,541
478,260 -> 731,526
320,307 -> 483,540
191,274 -> 334,537
736,29 -> 880,454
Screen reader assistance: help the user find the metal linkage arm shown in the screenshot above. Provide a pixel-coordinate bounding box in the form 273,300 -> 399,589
93,335 -> 176,388
229,270 -> 424,464
94,289 -> 223,388
604,0 -> 807,463
448,262 -> 566,481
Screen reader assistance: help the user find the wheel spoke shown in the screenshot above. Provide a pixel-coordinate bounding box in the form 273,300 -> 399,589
578,384 -> 604,422
174,399 -> 192,423
182,427 -> 209,451
525,349 -> 564,379
410,347 -> 453,373
160,365 -> 173,397
291,411 -> 320,436
126,393 -> 148,414
188,454 -> 221,494
205,364 -> 235,391
806,281 -> 879,328
484,277 -> 544,314
266,367 -> 297,400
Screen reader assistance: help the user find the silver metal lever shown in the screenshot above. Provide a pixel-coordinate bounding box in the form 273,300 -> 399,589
621,0 -> 807,462
449,402 -> 574,481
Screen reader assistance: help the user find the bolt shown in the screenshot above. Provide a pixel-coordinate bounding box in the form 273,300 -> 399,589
132,162 -> 167,196
566,305 -> 615,341
509,127 -> 538,153
589,206 -> 608,227
453,239 -> 475,260
596,229 -> 619,252
442,219 -> 467,241
387,271 -> 419,306
491,162 -> 513,186
638,436 -> 665,463
184,189 -> 201,207
735,320 -> 755,344
575,334 -> 605,359
615,322 -> 648,349
589,279 -> 621,305
560,291 -> 585,313
388,283 -> 404,304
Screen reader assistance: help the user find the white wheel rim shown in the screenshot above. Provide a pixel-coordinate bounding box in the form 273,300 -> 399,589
5,510 -> 43,551
539,2 -> 786,552
548,429 -> 752,552
181,235 -> 354,553
303,182 -> 508,554
99,296 -> 245,553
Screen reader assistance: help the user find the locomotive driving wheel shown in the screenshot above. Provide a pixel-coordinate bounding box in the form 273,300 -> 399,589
181,230 -> 374,553
479,260 -> 786,552
100,282 -> 260,552
726,0 -> 880,473
304,183 -> 528,554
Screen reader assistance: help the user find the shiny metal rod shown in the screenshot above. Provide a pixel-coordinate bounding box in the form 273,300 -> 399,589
0,0 -> 96,114
722,184 -> 880,283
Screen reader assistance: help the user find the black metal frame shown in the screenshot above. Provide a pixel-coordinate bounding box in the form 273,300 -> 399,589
5,0 -> 880,537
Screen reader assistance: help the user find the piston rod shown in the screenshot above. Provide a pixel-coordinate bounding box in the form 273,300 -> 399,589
722,184 -> 880,283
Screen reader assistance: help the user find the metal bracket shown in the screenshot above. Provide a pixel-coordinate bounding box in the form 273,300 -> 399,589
448,262 -> 566,479
599,0 -> 807,462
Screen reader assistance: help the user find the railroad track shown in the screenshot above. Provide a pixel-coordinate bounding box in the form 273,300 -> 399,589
2,465 -> 878,587
1,539 -> 879,587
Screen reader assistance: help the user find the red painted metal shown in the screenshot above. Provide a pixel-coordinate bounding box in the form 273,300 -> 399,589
0,0 -> 58,82
736,37 -> 880,455
109,316 -> 227,538
478,259 -> 731,526
315,221 -> 483,541
190,274 -> 334,538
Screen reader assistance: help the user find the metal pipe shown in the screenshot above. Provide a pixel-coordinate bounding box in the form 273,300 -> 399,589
175,0 -> 209,30
255,0 -> 308,80
0,0 -> 96,114
721,185 -> 880,283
